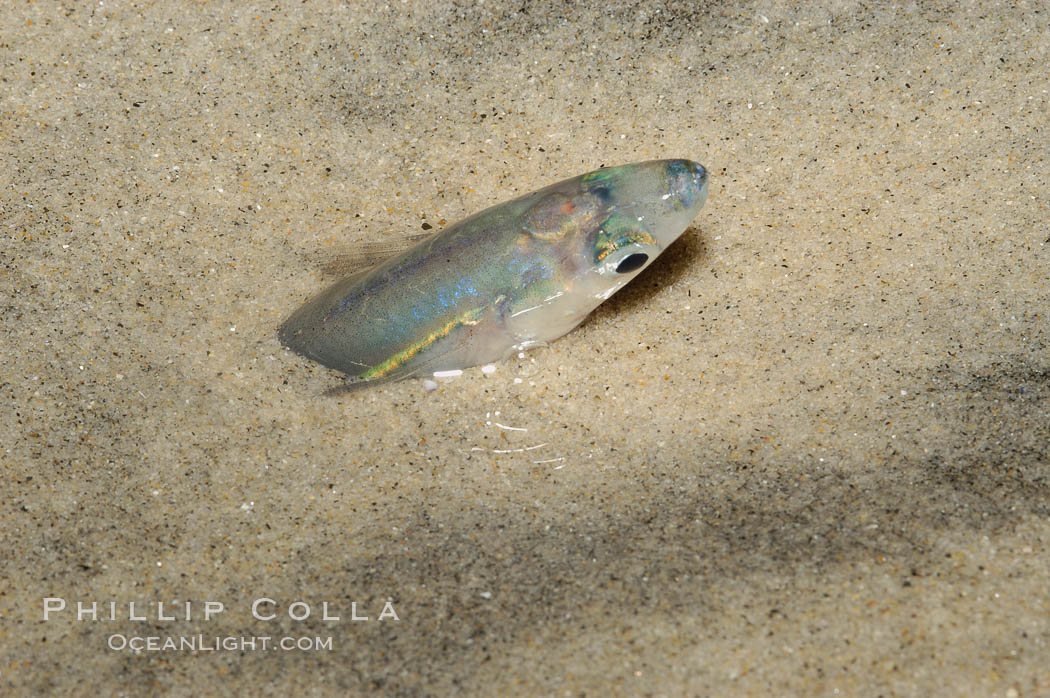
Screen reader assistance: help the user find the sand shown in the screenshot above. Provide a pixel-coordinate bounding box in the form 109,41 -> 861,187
3,0 -> 1048,695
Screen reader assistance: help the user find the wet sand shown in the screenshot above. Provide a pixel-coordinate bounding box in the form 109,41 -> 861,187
3,1 -> 1048,695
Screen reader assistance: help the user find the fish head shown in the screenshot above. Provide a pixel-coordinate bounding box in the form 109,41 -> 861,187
508,159 -> 708,344
579,158 -> 707,292
586,158 -> 708,269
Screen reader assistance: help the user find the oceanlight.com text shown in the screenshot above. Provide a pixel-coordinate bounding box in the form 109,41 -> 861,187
107,634 -> 334,652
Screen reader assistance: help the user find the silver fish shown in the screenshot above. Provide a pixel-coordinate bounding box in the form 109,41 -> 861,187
280,159 -> 709,389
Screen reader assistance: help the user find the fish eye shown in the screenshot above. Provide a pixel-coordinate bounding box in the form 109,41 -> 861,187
614,253 -> 649,274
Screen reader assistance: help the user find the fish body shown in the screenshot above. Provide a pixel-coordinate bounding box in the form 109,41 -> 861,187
279,158 -> 708,388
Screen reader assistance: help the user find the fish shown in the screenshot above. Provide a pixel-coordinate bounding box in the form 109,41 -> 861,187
279,158 -> 709,390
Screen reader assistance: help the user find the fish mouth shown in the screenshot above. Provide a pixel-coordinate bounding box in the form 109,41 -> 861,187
664,159 -> 708,212
685,161 -> 709,216
690,161 -> 708,194
680,159 -> 708,205
693,163 -> 709,211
